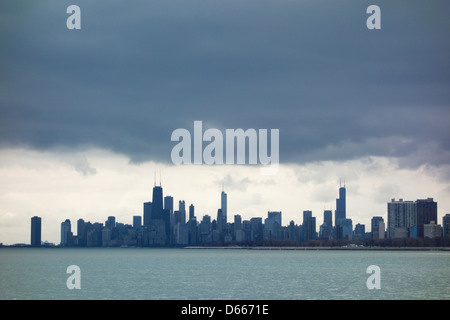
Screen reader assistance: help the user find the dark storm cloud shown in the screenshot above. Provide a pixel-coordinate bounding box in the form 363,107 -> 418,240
1,0 -> 449,166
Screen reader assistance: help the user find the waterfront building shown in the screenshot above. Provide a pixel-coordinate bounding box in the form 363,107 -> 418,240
443,214 -> 450,238
302,211 -> 316,241
31,216 -> 42,247
61,219 -> 72,246
387,199 -> 416,238
416,198 -> 437,238
371,216 -> 385,239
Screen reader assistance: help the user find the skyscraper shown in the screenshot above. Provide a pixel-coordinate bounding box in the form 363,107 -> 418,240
387,198 -> 416,238
335,183 -> 346,226
77,218 -> 87,246
303,210 -> 316,241
443,214 -> 450,238
371,216 -> 385,239
189,204 -> 195,221
217,209 -> 224,234
319,210 -> 333,240
61,219 -> 72,246
164,196 -> 174,214
179,200 -> 186,225
105,216 -> 116,229
323,210 -> 332,228
354,223 -> 365,240
416,198 -> 437,238
143,201 -> 152,227
341,218 -> 353,239
265,211 -> 282,240
133,216 -> 142,229
152,186 -> 164,220
30,216 -> 41,247
221,190 -> 227,224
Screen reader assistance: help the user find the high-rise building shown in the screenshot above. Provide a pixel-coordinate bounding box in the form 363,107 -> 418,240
235,215 -> 244,242
416,198 -> 437,238
387,199 -> 416,238
164,195 -> 175,233
199,215 -> 212,243
152,186 -> 164,220
234,215 -> 242,230
221,190 -> 227,224
61,219 -> 72,246
143,201 -> 152,227
189,204 -> 195,221
188,217 -> 198,245
319,210 -> 333,240
164,195 -> 174,228
77,219 -> 87,246
268,211 -> 282,226
105,216 -> 116,229
250,217 -> 263,242
179,200 -> 186,225
371,216 -> 385,239
30,216 -> 41,247
335,183 -> 346,226
341,218 -> 353,239
164,196 -> 173,214
323,210 -> 332,228
443,214 -> 450,238
217,209 -> 224,233
302,211 -> 316,241
353,223 -> 365,240
133,216 -> 142,229
265,211 -> 282,240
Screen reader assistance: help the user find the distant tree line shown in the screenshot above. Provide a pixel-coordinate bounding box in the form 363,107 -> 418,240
198,236 -> 450,248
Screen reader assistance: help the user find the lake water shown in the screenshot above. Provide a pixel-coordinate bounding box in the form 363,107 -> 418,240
0,247 -> 449,300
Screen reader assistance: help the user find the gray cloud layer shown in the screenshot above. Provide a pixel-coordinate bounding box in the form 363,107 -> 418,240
1,0 -> 449,167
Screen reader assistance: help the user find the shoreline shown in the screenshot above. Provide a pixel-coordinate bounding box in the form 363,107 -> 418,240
184,246 -> 450,251
2,245 -> 450,251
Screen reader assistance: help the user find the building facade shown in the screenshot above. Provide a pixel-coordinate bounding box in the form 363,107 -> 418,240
31,216 -> 41,247
387,199 -> 416,238
416,198 -> 437,238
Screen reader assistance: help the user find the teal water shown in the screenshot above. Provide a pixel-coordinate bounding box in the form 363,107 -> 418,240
0,248 -> 449,300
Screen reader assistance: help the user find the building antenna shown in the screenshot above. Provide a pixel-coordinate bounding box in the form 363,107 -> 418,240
154,169 -> 156,187
160,169 -> 162,187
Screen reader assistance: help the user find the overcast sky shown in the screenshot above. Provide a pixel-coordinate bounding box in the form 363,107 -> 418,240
1,0 -> 449,244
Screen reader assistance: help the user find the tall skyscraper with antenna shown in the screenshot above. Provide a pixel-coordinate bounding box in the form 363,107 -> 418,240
221,186 -> 227,224
152,171 -> 163,220
335,180 -> 346,226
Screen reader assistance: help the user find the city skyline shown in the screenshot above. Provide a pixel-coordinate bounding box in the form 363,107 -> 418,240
14,180 -> 450,247
1,159 -> 450,245
1,1 -> 449,245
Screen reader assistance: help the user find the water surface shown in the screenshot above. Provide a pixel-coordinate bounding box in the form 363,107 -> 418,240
0,247 -> 448,300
